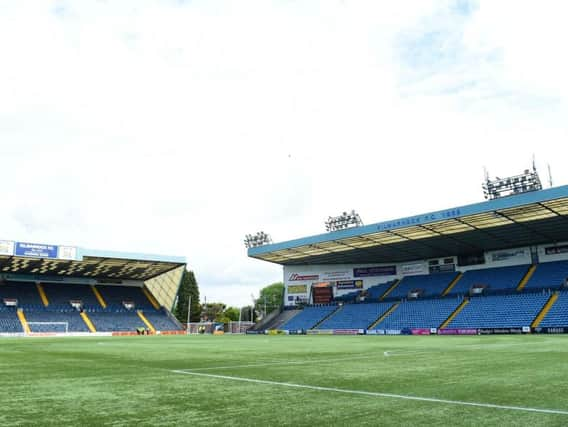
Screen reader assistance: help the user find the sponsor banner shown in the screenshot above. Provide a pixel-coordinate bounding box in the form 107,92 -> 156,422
11,332 -> 113,338
312,282 -> 331,288
332,329 -> 364,335
13,241 -> 79,261
306,329 -> 334,335
545,244 -> 568,255
287,285 -> 308,294
353,265 -> 397,278
522,326 -> 531,333
321,271 -> 352,281
246,330 -> 262,335
58,246 -> 77,261
288,273 -> 319,282
266,329 -> 288,335
491,249 -> 527,262
368,329 -> 404,336
478,328 -> 524,335
438,328 -> 478,335
335,280 -> 363,290
288,330 -> 304,335
532,327 -> 568,334
15,242 -> 58,259
400,263 -> 426,276
429,264 -> 456,274
411,328 -> 431,335
0,240 -> 15,256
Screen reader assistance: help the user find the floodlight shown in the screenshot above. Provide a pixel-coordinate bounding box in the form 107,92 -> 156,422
324,210 -> 364,232
244,231 -> 273,249
482,161 -> 542,200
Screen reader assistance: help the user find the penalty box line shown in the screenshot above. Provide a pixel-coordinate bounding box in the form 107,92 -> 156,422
171,370 -> 568,416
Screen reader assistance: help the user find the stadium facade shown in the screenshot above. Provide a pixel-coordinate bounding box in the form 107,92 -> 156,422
248,185 -> 568,335
0,241 -> 186,336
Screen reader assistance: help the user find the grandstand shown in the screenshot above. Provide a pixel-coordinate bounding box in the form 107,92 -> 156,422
0,240 -> 185,335
248,184 -> 568,335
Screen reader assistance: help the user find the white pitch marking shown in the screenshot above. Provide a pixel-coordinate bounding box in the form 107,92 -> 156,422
382,350 -> 433,357
171,370 -> 568,416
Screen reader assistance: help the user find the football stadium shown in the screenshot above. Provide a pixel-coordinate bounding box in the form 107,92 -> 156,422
4,1 -> 568,424
2,170 -> 568,426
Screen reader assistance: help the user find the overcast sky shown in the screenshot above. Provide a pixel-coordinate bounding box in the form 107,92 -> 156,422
1,1 -> 567,307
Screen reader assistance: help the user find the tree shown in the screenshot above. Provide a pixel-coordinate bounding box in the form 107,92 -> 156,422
222,307 -> 240,322
256,282 -> 284,317
174,270 -> 201,323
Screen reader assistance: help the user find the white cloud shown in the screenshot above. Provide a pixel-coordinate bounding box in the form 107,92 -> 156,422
1,1 -> 567,306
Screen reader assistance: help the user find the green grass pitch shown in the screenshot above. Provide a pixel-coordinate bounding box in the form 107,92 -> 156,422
1,334 -> 568,426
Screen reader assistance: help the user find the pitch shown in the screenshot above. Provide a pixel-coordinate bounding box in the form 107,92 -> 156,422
2,335 -> 567,426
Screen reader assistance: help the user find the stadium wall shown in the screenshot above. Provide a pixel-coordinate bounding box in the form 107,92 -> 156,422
282,242 -> 568,306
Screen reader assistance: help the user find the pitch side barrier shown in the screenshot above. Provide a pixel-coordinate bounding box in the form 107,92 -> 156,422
247,327 -> 568,335
0,330 -> 186,338
0,332 -> 113,338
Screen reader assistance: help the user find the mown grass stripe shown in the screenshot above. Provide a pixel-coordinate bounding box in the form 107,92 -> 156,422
171,370 -> 568,416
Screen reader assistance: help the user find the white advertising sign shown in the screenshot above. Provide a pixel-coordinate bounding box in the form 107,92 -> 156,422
0,240 -> 15,256
288,273 -> 319,282
400,262 -> 426,276
57,246 -> 78,261
320,271 -> 352,281
491,249 -> 527,262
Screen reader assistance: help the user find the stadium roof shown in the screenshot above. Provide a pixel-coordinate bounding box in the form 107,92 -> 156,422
248,185 -> 568,266
0,242 -> 186,281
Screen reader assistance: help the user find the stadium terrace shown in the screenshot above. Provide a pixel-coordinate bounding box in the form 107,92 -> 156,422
0,242 -> 186,336
248,185 -> 568,336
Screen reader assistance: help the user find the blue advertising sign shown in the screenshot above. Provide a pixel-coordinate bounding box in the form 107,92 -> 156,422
15,242 -> 59,259
353,266 -> 396,277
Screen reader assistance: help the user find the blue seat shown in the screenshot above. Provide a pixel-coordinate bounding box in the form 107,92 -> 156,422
43,283 -> 100,307
318,302 -> 394,330
449,265 -> 530,295
141,308 -> 182,331
366,281 -> 396,300
540,291 -> 568,327
374,297 -> 462,329
525,261 -> 568,290
388,273 -> 457,299
448,293 -> 549,329
87,311 -> 147,332
281,305 -> 338,330
96,285 -> 155,310
0,307 -> 23,333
